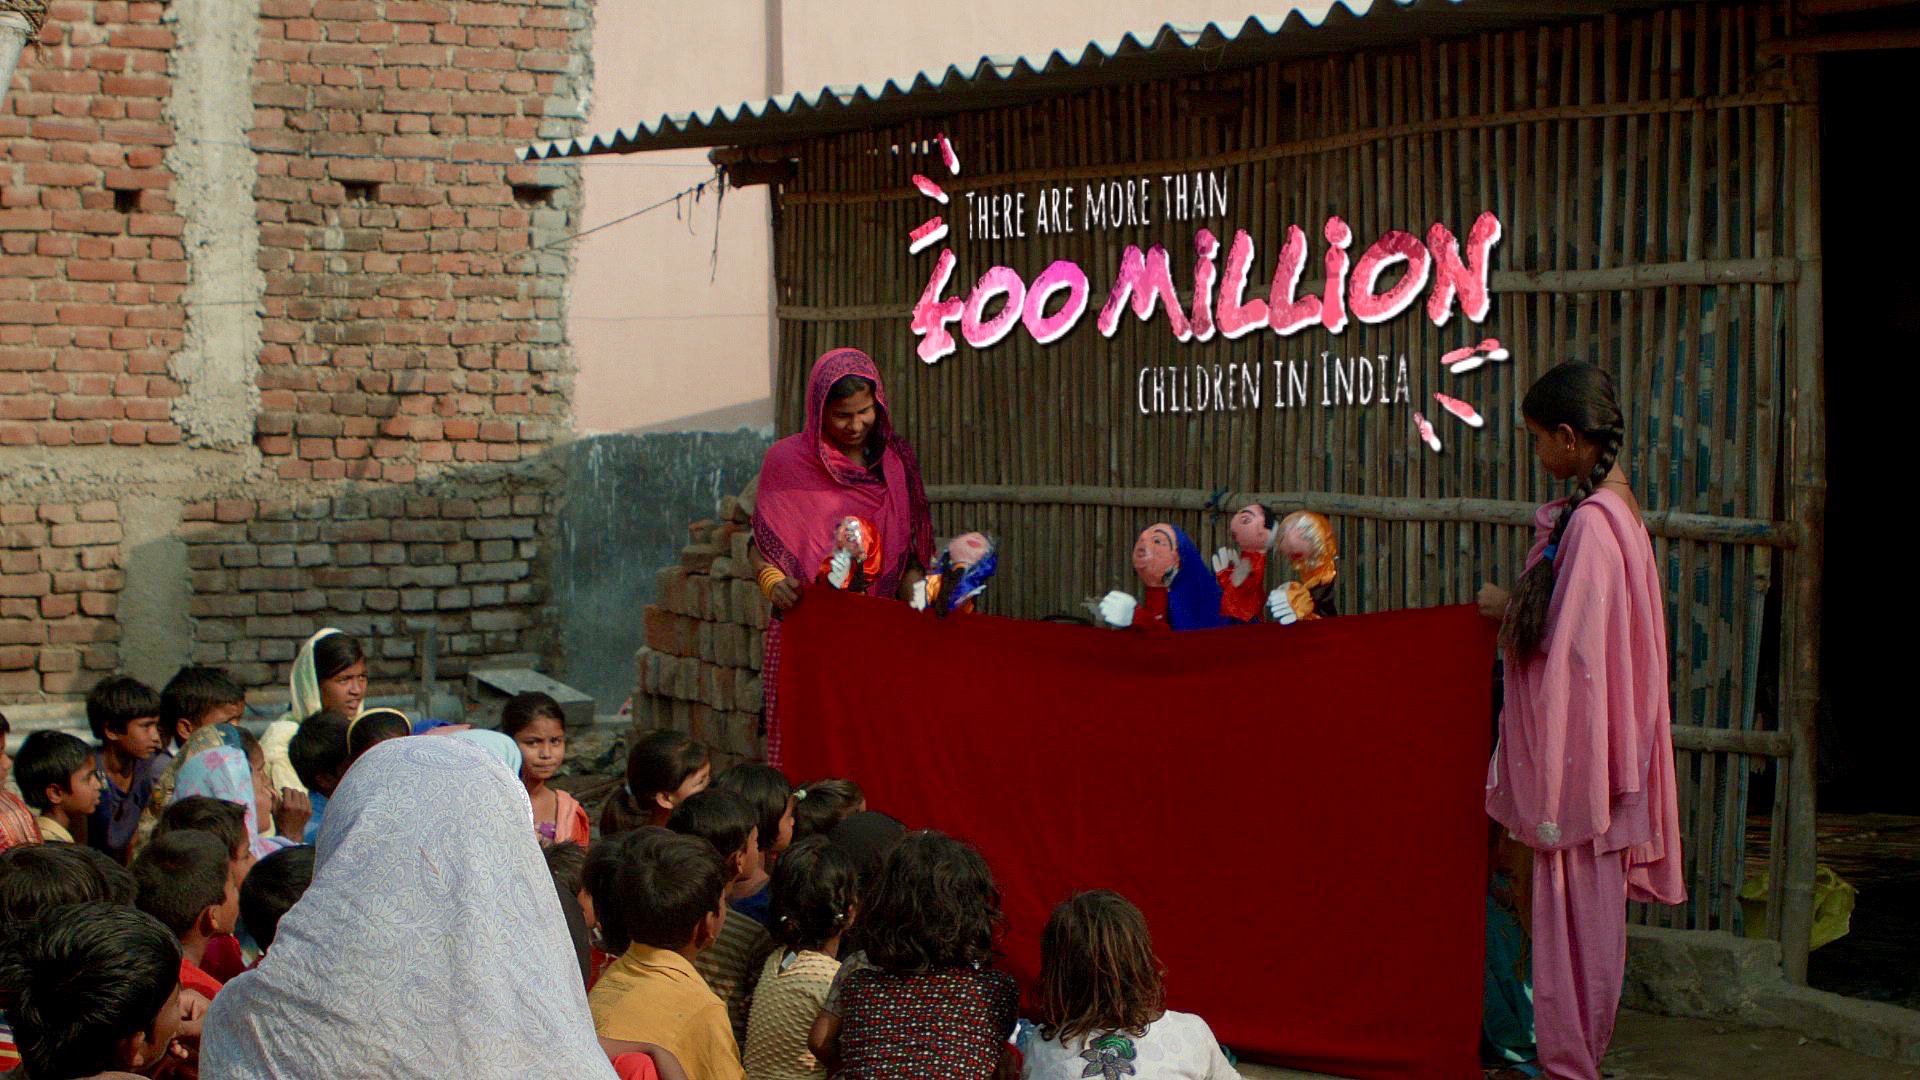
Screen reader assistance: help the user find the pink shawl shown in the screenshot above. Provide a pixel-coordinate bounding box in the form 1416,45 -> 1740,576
1486,488 -> 1686,905
753,348 -> 933,599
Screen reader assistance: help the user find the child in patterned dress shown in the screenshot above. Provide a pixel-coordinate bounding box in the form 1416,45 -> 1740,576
829,831 -> 1018,1079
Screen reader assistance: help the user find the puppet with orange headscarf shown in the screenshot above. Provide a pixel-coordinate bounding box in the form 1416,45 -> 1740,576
1265,510 -> 1340,624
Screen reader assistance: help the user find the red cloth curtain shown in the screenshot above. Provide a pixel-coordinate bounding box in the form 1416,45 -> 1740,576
779,590 -> 1494,1079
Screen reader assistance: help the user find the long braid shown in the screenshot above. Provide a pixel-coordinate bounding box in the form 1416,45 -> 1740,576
1500,363 -> 1625,655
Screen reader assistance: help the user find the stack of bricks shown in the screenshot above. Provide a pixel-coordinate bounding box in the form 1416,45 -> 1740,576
0,501 -> 124,696
182,485 -> 549,691
633,481 -> 767,771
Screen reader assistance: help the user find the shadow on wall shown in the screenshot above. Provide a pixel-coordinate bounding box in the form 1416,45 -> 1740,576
553,429 -> 770,712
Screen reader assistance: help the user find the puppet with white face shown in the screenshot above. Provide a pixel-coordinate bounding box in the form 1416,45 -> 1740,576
1211,503 -> 1277,624
818,515 -> 881,592
912,531 -> 997,616
1096,523 -> 1230,632
1266,510 -> 1340,624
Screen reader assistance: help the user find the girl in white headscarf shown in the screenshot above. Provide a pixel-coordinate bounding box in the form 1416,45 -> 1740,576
258,629 -> 369,797
199,736 -> 617,1079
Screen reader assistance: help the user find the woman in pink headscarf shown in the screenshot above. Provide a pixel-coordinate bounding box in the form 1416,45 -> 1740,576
1478,362 -> 1684,1080
748,349 -> 934,765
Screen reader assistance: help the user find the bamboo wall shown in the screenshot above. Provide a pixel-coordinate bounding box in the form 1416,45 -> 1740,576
765,2 -> 1818,965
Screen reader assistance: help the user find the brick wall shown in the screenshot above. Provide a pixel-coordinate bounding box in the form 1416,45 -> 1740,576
0,501 -> 124,696
251,0 -> 576,484
633,482 -> 768,771
0,1 -> 186,449
0,0 -> 593,708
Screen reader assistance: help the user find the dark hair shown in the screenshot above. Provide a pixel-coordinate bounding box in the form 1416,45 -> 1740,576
346,708 -> 411,763
132,830 -> 231,939
1503,362 -> 1627,656
666,788 -> 757,862
543,840 -> 587,900
239,845 -> 314,951
828,810 -> 906,908
0,903 -> 181,1080
827,374 -> 876,402
768,835 -> 858,952
1036,890 -> 1166,1042
614,827 -> 728,952
0,709 -> 9,736
0,844 -> 111,922
585,832 -> 639,955
160,666 -> 245,746
601,729 -> 709,834
792,778 -> 863,841
860,830 -> 1000,973
715,763 -> 791,854
232,723 -> 262,763
86,675 -> 161,741
74,845 -> 139,906
311,631 -> 366,682
289,709 -> 351,793
500,691 -> 566,737
14,730 -> 94,813
157,796 -> 248,862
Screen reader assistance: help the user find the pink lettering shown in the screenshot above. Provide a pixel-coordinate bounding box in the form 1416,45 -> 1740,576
1425,211 -> 1502,325
1022,260 -> 1090,345
909,248 -> 964,363
1265,224 -> 1320,336
1214,230 -> 1270,340
1321,217 -> 1352,334
1097,244 -> 1192,341
1189,228 -> 1220,342
1349,229 -> 1432,324
961,265 -> 1026,349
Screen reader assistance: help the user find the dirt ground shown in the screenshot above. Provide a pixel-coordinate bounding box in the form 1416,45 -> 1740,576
1236,1009 -> 1918,1079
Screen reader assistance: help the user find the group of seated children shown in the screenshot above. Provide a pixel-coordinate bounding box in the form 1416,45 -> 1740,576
0,628 -> 1241,1079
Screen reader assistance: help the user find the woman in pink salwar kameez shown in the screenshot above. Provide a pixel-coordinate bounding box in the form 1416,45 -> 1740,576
1480,362 -> 1686,1080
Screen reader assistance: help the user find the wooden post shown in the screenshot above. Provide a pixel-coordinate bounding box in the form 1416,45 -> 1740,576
1778,51 -> 1826,985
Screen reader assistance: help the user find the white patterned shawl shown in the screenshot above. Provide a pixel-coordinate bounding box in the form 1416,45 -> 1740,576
201,736 -> 616,1079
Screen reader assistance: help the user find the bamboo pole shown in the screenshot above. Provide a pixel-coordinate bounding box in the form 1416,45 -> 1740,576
924,484 -> 1798,546
1777,50 -> 1826,986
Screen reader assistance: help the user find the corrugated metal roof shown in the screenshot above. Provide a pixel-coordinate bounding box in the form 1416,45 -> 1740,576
520,0 -> 1669,160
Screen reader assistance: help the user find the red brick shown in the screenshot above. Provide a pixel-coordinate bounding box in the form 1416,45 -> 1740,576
77,500 -> 116,522
49,522 -> 121,547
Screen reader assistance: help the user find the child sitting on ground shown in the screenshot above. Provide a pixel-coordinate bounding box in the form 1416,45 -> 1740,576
715,763 -> 795,928
826,831 -> 1018,1079
0,843 -> 123,1072
0,711 -> 39,852
0,901 -> 186,1080
15,730 -> 104,846
288,709 -> 351,843
132,829 -> 241,1001
808,811 -> 907,1062
790,779 -> 864,843
600,730 -> 712,835
668,789 -> 772,1045
588,827 -> 746,1080
1021,890 -> 1241,1079
156,795 -> 258,982
344,708 -> 412,766
743,835 -> 858,1080
503,691 -> 592,846
159,666 -> 248,759
238,844 -> 315,961
85,675 -> 167,863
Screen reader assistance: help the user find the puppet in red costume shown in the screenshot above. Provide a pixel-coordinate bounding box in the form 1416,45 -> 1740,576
1212,503 -> 1277,624
817,515 -> 882,592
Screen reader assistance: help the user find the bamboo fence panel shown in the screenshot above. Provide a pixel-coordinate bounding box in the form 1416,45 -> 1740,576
765,2 -> 1806,952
